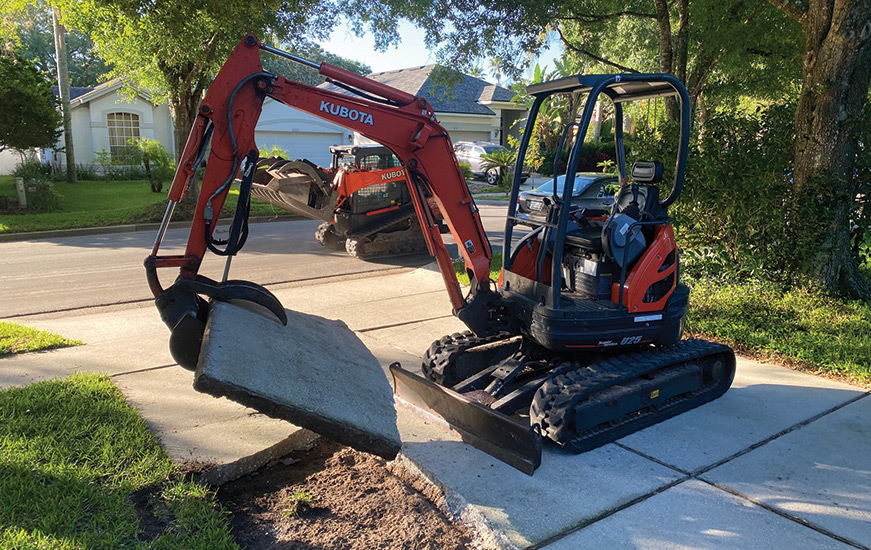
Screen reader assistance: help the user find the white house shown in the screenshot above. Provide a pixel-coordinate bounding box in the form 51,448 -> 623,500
41,80 -> 349,173
1,68 -> 523,175
56,81 -> 175,171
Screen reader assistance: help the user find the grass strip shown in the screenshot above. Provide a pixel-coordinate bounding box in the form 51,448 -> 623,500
0,322 -> 82,356
453,252 -> 503,285
686,279 -> 871,385
0,177 -> 293,234
0,373 -> 238,549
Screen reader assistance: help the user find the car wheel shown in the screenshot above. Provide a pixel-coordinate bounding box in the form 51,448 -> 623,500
486,168 -> 500,186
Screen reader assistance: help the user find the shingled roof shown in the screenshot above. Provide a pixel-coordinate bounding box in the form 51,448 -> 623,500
52,86 -> 94,101
323,65 -> 517,116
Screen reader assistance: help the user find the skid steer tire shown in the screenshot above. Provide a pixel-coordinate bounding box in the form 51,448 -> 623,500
315,222 -> 345,249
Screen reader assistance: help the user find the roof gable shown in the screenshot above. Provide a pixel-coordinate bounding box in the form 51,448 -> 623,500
62,79 -> 155,108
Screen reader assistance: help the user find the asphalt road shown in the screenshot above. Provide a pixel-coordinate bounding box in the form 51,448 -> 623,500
0,204 -> 512,318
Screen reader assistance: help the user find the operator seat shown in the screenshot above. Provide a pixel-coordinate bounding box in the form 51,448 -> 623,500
563,160 -> 664,253
601,160 -> 664,267
613,160 -> 663,218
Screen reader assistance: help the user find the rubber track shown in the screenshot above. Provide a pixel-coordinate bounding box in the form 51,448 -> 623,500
422,331 -> 513,385
345,204 -> 418,241
530,338 -> 735,451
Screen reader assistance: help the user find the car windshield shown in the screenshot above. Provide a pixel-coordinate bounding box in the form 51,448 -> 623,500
535,174 -> 601,196
482,145 -> 506,154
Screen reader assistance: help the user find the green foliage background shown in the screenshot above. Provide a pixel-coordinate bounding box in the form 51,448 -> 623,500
0,52 -> 61,153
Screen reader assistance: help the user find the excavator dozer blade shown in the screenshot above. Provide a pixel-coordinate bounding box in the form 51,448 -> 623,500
193,301 -> 402,459
390,364 -> 542,474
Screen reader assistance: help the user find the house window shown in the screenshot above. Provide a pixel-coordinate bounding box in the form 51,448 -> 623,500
107,112 -> 140,160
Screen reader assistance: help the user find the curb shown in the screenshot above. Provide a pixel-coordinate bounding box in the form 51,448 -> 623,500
0,198 -> 510,243
394,453 -> 519,550
0,215 -> 295,243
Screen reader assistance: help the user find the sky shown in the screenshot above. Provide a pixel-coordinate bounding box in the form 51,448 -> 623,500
320,20 -> 563,85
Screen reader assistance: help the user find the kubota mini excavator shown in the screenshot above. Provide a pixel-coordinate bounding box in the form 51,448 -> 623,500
145,35 -> 735,473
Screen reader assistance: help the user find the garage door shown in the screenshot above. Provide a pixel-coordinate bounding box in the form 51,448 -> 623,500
254,131 -> 344,167
449,130 -> 491,144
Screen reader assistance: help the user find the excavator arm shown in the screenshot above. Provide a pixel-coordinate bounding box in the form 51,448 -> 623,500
145,35 -> 498,368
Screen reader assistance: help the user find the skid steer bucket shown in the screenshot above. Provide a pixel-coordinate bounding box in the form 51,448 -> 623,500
193,301 -> 401,459
249,158 -> 338,222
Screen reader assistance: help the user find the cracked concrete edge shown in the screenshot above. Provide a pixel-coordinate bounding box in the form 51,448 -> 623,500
197,428 -> 321,486
393,452 -> 519,550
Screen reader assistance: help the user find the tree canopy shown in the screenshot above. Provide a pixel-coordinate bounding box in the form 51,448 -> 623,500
261,40 -> 371,85
0,52 -> 61,153
54,0 -> 337,166
2,4 -> 111,87
355,0 -> 870,297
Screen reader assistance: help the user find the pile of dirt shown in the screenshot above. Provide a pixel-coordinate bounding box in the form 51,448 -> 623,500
217,439 -> 473,549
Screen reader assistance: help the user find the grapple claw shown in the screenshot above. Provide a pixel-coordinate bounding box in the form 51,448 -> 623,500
155,277 -> 286,369
176,276 -> 288,325
169,312 -> 208,370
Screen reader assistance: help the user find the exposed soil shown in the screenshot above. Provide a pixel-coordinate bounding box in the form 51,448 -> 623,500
216,439 -> 474,550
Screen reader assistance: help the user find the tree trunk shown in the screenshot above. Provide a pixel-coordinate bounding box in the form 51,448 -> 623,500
167,91 -> 200,201
52,7 -> 76,183
788,0 -> 871,298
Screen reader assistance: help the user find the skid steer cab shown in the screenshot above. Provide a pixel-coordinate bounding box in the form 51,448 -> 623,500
144,35 -> 734,474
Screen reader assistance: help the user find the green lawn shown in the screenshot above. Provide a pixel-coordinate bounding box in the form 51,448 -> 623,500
686,280 -> 871,385
0,176 -> 293,234
453,252 -> 503,285
0,373 -> 238,549
0,322 -> 82,355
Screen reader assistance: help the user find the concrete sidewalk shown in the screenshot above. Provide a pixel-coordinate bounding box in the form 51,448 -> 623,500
3,267 -> 869,549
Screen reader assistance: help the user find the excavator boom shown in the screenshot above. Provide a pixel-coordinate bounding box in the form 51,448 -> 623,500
146,35 -> 500,368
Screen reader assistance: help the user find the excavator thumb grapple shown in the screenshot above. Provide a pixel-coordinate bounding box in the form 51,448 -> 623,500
145,35 -> 735,472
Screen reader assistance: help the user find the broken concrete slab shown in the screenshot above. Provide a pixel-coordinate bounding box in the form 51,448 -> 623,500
194,301 -> 401,460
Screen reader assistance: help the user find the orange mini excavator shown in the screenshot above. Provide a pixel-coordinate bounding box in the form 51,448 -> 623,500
145,35 -> 735,473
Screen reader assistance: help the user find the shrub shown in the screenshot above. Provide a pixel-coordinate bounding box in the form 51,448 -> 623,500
74,163 -> 100,181
629,104 -> 796,284
24,180 -> 61,213
537,140 -> 617,177
125,138 -> 175,192
259,144 -> 290,158
458,162 -> 473,180
12,156 -> 50,180
481,148 -> 517,187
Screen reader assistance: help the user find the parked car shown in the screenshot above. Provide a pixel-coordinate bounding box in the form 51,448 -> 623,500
517,172 -> 618,224
453,141 -> 529,185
